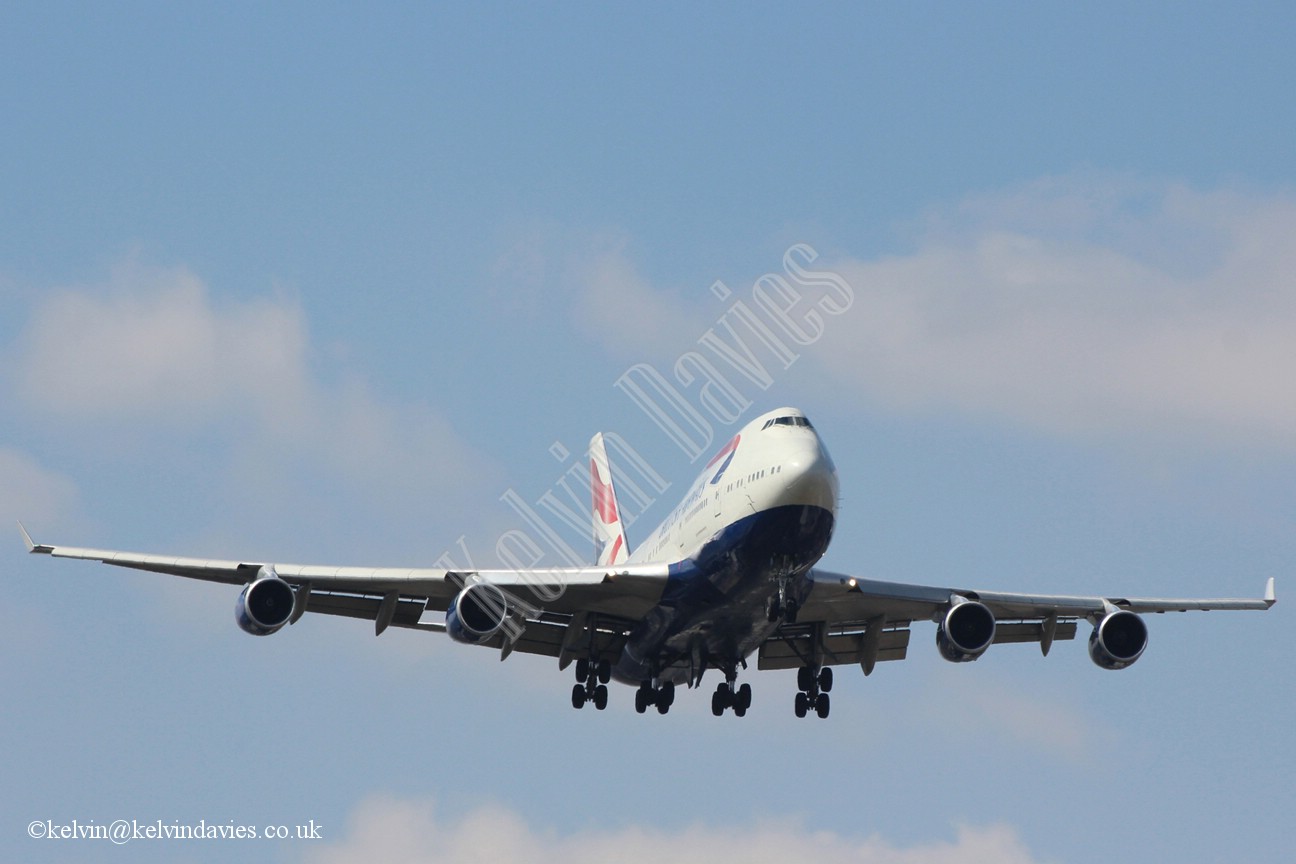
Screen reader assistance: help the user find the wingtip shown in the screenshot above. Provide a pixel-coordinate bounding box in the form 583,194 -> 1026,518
1264,576 -> 1276,605
17,521 -> 52,555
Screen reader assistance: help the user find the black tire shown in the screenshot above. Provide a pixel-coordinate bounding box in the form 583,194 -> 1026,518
594,684 -> 609,711
785,599 -> 799,624
797,666 -> 814,692
714,681 -> 731,709
815,691 -> 830,719
660,681 -> 675,709
711,691 -> 725,716
597,659 -> 612,684
737,683 -> 752,712
576,658 -> 589,682
794,691 -> 808,718
572,684 -> 586,709
634,689 -> 648,714
818,667 -> 834,693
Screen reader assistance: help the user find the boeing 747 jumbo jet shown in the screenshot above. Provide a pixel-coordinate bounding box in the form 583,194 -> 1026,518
21,407 -> 1275,718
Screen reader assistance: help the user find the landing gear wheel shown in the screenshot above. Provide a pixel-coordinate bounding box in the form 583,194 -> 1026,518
656,695 -> 671,715
634,688 -> 649,714
766,597 -> 781,623
594,684 -> 609,711
784,598 -> 799,624
597,659 -> 612,684
572,684 -> 587,709
576,658 -> 590,682
794,664 -> 828,718
659,681 -> 675,710
711,690 -> 725,717
736,683 -> 752,712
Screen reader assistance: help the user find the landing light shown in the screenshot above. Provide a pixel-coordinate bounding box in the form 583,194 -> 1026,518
847,578 -> 857,589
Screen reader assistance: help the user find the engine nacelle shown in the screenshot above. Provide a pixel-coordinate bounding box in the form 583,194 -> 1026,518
236,568 -> 296,636
1088,610 -> 1148,670
936,600 -> 996,662
445,582 -> 509,645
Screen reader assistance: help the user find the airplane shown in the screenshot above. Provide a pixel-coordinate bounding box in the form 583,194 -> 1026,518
20,406 -> 1276,719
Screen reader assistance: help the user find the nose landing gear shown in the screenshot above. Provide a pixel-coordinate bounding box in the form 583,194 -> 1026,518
766,568 -> 801,624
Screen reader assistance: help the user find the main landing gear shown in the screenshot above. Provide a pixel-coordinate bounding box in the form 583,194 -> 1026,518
793,664 -> 832,719
711,666 -> 752,717
571,657 -> 611,710
635,679 -> 676,715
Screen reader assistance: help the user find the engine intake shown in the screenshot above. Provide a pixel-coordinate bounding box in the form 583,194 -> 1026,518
936,600 -> 996,662
446,582 -> 509,645
1088,610 -> 1147,670
236,568 -> 296,636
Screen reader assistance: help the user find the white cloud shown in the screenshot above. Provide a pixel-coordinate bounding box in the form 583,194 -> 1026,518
913,668 -> 1104,764
492,227 -> 704,358
303,795 -> 1050,864
15,259 -> 311,421
9,260 -> 499,554
0,447 -> 81,532
815,177 -> 1296,448
537,177 -> 1296,451
568,235 -> 702,357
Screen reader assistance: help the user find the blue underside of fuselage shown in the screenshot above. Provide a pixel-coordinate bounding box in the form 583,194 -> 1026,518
612,503 -> 835,687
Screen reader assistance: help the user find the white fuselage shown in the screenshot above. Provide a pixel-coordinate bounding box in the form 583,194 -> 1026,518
629,407 -> 839,566
612,407 -> 840,685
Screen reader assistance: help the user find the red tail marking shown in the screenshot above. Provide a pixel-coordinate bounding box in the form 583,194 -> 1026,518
591,461 -> 619,524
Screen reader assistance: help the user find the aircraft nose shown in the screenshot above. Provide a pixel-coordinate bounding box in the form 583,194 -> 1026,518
783,435 -> 838,514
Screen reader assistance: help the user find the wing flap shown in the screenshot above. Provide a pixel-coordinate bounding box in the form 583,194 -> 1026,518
446,617 -> 629,663
992,620 -> 1078,645
304,591 -> 429,629
758,625 -> 911,670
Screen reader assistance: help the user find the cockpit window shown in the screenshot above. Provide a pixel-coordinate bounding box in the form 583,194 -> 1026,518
762,416 -> 814,430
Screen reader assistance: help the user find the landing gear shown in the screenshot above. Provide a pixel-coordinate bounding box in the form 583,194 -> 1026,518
793,664 -> 831,719
766,597 -> 799,623
571,657 -> 612,710
766,576 -> 799,624
635,679 -> 675,715
710,668 -> 752,717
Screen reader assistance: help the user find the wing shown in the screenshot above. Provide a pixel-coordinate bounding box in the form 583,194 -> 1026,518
19,523 -> 666,666
759,567 -> 1276,674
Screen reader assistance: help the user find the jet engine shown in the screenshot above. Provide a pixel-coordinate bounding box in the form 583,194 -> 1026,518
236,568 -> 296,636
1088,610 -> 1148,670
445,582 -> 510,645
936,600 -> 996,662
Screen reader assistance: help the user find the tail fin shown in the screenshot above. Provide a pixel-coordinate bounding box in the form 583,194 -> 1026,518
589,432 -> 630,566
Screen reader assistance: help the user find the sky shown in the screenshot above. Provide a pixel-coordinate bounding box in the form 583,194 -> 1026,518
2,3 -> 1293,862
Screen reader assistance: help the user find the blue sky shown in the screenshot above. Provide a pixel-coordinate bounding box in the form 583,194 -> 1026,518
2,3 -> 1293,862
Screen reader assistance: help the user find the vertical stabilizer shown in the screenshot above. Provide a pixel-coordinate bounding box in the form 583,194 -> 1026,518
589,433 -> 630,566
